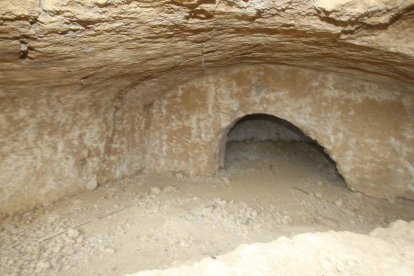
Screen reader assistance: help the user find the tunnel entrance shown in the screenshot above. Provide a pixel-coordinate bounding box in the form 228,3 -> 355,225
222,114 -> 343,186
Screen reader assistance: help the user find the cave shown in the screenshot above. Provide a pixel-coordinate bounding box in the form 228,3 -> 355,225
1,0 -> 414,275
222,113 -> 343,183
226,113 -> 311,144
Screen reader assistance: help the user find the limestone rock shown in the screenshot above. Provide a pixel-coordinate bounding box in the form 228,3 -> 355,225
0,0 -> 413,215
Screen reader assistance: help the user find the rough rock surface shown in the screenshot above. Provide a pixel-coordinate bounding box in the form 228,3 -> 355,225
130,220 -> 414,276
146,65 -> 414,200
1,0 -> 414,214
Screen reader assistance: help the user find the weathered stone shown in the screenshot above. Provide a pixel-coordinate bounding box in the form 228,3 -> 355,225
0,0 -> 413,215
145,65 -> 414,200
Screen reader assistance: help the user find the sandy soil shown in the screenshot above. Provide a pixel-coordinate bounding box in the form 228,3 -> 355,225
1,141 -> 414,276
132,220 -> 414,276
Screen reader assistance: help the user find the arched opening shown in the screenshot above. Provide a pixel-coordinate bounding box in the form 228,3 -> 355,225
221,113 -> 344,188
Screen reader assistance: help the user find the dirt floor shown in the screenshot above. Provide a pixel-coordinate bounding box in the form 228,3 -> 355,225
1,141 -> 414,276
132,220 -> 414,276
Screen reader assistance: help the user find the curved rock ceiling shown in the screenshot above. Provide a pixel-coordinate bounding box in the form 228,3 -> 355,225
1,0 -> 414,94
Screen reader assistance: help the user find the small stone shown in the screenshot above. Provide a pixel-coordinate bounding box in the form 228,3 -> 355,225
67,229 -> 80,238
36,261 -> 51,270
335,199 -> 343,207
20,43 -> 28,53
150,187 -> 161,195
85,179 -> 98,190
222,177 -> 231,183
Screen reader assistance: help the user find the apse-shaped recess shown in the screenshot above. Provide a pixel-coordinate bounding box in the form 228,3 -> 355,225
222,114 -> 343,185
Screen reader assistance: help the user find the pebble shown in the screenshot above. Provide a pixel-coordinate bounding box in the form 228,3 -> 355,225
151,187 -> 161,195
85,179 -> 98,190
67,229 -> 80,238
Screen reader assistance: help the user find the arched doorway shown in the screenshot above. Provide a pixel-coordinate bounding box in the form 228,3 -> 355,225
219,113 -> 344,186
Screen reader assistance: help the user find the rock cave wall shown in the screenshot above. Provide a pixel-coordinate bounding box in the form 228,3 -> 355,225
0,85 -> 149,216
1,0 -> 414,215
145,65 -> 414,200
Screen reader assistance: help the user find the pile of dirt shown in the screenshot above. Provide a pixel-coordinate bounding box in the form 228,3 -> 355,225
131,220 -> 414,276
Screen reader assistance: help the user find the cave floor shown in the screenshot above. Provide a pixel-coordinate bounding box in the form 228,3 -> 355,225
1,141 -> 414,276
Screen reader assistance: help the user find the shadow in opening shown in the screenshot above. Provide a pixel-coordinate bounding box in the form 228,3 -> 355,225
223,113 -> 343,181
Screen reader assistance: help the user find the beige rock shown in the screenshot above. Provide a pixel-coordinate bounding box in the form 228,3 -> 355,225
0,0 -> 413,215
67,229 -> 80,239
145,65 -> 414,200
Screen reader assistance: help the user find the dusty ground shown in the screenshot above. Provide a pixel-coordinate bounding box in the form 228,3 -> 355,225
1,141 -> 414,276
132,220 -> 414,276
